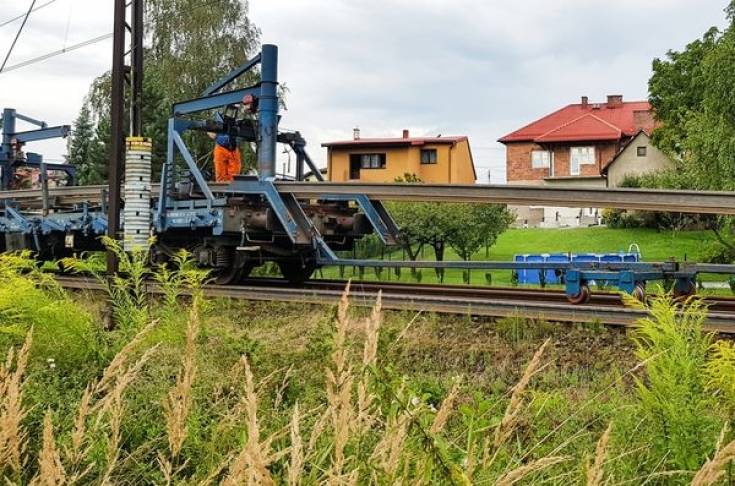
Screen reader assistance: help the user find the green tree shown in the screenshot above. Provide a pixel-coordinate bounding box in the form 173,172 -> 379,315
446,203 -> 514,261
649,27 -> 719,159
647,2 -> 735,258
66,103 -> 104,185
389,175 -> 513,266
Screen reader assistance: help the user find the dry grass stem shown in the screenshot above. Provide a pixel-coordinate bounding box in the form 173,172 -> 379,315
430,379 -> 461,435
163,295 -> 200,460
494,338 -> 551,449
29,411 -> 67,486
587,422 -> 612,486
495,456 -> 568,486
0,329 -> 32,473
288,403 -> 304,486
94,319 -> 158,396
691,427 -> 735,486
357,292 -> 382,434
63,385 -> 93,483
326,283 -> 356,479
222,355 -> 274,486
307,408 -> 330,457
371,411 -> 411,479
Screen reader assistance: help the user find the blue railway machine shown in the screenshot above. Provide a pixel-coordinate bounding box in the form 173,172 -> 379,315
0,44 -> 718,302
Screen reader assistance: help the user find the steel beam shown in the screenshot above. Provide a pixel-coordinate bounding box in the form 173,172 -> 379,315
4,182 -> 735,216
202,53 -> 261,96
13,125 -> 70,143
273,182 -> 735,215
172,87 -> 260,116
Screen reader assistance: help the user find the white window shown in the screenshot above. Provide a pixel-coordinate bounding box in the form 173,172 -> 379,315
531,150 -> 550,169
570,146 -> 595,175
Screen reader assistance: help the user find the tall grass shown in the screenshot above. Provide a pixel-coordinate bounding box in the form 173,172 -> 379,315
3,252 -> 735,483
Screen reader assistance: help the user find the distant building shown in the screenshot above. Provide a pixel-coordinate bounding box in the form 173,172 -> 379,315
603,130 -> 673,187
323,129 -> 476,183
498,95 -> 673,227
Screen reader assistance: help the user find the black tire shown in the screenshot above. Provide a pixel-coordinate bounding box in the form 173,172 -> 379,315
278,259 -> 316,285
213,265 -> 244,285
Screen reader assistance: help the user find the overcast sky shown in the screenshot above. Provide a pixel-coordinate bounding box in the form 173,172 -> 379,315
0,0 -> 729,183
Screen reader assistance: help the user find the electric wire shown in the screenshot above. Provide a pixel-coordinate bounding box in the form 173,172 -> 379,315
0,0 -> 58,28
0,33 -> 113,74
0,0 -> 227,76
62,0 -> 73,49
1,0 -> 38,73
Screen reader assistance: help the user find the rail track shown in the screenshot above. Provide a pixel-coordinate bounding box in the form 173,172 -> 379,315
5,182 -> 735,214
54,275 -> 735,333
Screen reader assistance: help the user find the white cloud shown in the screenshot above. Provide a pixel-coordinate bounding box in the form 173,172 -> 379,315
0,0 -> 729,181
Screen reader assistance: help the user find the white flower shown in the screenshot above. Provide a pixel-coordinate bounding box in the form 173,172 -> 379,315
410,396 -> 421,407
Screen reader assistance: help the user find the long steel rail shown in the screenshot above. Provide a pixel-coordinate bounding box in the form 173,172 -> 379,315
55,275 -> 735,332
3,182 -> 735,214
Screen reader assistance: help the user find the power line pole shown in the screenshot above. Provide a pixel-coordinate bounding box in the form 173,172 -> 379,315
107,0 -> 125,275
107,0 -> 144,274
131,0 -> 144,136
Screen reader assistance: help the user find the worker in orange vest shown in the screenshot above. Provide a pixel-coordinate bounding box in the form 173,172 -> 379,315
208,132 -> 241,182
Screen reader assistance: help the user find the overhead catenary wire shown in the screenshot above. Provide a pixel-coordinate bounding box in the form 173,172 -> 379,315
62,0 -> 73,49
1,0 -> 38,73
0,32 -> 113,74
0,0 -> 58,29
0,0 -> 232,77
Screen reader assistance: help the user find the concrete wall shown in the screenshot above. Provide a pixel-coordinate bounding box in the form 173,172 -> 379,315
606,132 -> 673,187
327,140 -> 476,183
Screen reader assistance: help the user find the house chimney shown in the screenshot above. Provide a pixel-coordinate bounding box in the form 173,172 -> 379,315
353,127 -> 360,140
606,94 -> 623,108
581,96 -> 588,107
402,129 -> 410,139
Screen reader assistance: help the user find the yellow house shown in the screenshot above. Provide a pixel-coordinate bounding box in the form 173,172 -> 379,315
323,129 -> 477,183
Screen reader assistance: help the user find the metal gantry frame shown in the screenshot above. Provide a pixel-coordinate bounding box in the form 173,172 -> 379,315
0,108 -> 75,190
156,44 -> 398,261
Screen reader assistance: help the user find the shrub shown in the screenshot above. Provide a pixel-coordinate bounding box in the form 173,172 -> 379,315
626,292 -> 722,471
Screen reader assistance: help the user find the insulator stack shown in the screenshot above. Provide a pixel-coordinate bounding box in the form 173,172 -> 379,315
123,137 -> 152,251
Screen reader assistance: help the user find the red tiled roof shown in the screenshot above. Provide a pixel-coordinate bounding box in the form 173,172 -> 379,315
498,100 -> 653,143
322,136 -> 466,148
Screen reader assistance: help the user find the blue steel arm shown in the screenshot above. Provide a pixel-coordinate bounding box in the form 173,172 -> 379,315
171,128 -> 215,202
14,125 -> 70,143
173,86 -> 260,116
14,113 -> 47,128
202,53 -> 262,96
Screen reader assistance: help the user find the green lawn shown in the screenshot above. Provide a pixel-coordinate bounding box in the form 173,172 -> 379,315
490,227 -> 710,262
316,227 -> 723,287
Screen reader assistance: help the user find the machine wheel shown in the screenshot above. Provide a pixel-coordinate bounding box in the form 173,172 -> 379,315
632,283 -> 647,302
213,265 -> 244,285
673,279 -> 697,300
278,259 -> 316,285
212,250 -> 254,285
567,284 -> 591,305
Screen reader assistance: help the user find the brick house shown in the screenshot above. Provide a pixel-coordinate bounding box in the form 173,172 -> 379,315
498,95 -> 670,227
